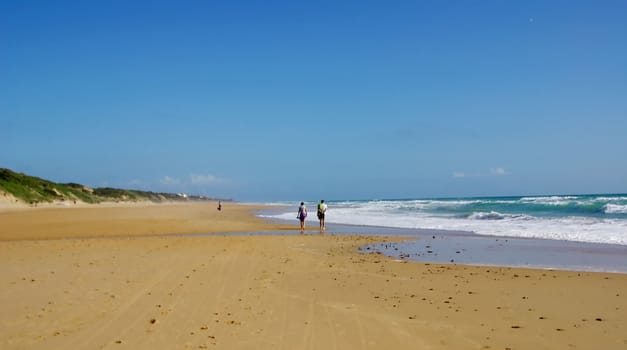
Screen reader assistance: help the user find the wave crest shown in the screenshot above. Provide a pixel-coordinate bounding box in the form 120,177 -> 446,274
468,211 -> 532,220
605,204 -> 627,214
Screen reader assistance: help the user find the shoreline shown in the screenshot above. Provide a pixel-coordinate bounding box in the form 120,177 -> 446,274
254,214 -> 627,274
1,202 -> 626,349
258,195 -> 627,247
3,203 -> 626,274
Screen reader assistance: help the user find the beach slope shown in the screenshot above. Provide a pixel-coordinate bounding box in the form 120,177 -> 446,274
0,203 -> 625,349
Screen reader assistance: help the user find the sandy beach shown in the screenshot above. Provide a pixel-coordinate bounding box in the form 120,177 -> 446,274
1,203 -> 626,349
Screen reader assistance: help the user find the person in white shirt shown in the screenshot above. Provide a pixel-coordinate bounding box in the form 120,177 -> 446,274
317,200 -> 328,231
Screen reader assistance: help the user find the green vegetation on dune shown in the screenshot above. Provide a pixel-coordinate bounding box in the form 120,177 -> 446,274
0,168 -> 215,205
0,168 -> 96,204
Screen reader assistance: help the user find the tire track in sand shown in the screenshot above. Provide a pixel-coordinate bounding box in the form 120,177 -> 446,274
61,239 -> 183,349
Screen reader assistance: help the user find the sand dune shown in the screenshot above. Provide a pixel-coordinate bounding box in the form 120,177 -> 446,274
0,203 -> 625,349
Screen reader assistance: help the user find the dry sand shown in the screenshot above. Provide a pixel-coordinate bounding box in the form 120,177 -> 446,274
0,203 -> 626,349
0,202 -> 288,241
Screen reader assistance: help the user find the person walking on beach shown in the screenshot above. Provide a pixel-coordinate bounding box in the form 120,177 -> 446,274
297,202 -> 307,233
317,200 -> 328,231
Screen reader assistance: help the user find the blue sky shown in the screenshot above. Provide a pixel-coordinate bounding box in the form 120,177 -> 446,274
1,0 -> 626,201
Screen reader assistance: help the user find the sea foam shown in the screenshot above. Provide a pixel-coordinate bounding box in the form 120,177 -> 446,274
261,195 -> 627,246
605,204 -> 627,214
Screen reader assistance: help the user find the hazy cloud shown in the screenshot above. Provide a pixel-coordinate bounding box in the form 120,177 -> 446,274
160,176 -> 181,185
453,167 -> 511,178
490,167 -> 509,176
159,174 -> 228,187
190,174 -> 227,185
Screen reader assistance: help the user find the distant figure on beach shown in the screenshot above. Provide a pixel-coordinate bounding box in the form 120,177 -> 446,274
297,202 -> 307,232
317,200 -> 328,231
217,201 -> 222,211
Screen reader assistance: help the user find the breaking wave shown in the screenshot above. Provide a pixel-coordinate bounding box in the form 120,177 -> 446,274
260,194 -> 627,245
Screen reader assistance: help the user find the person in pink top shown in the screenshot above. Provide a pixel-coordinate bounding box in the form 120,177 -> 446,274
297,202 -> 307,233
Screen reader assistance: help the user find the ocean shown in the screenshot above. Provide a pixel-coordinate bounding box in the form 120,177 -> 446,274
261,194 -> 627,246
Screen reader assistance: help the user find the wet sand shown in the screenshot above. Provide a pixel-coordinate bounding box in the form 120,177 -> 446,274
1,203 -> 626,349
359,230 -> 627,274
